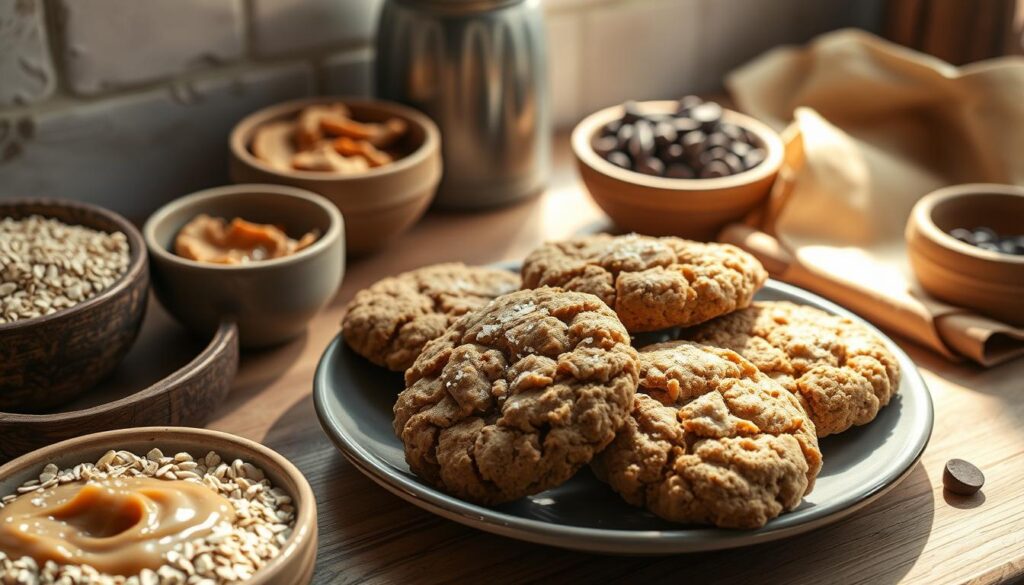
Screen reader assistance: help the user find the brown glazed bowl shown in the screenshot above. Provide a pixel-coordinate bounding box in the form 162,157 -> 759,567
230,97 -> 442,255
572,100 -> 784,241
906,183 -> 1024,326
144,184 -> 345,349
0,199 -> 148,413
0,427 -> 317,584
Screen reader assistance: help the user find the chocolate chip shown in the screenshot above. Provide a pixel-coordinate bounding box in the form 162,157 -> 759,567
629,120 -> 656,160
665,163 -> 695,179
720,123 -> 745,142
606,151 -> 631,169
690,102 -> 723,132
943,459 -> 984,496
730,141 -> 752,158
635,156 -> 664,177
653,121 -> 678,148
998,239 -> 1023,255
672,117 -> 701,135
616,123 -> 635,150
602,119 -> 623,136
706,132 -> 731,150
681,131 -> 706,159
721,153 -> 745,174
744,148 -> 766,169
592,135 -> 619,157
622,101 -> 643,124
700,160 -> 730,178
973,227 -> 998,244
661,143 -> 686,163
676,95 -> 703,115
949,228 -> 974,244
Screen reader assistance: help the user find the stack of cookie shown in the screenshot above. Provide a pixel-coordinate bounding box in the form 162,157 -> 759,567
341,234 -> 900,529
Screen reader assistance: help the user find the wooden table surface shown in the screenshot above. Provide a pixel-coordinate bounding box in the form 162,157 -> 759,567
203,136 -> 1024,585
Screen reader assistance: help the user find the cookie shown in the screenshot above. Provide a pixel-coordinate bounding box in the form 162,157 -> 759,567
393,287 -> 639,505
521,234 -> 767,332
591,341 -> 822,529
342,263 -> 520,371
684,301 -> 900,437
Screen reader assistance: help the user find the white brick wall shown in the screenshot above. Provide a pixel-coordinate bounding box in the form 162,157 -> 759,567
55,0 -> 246,95
0,0 -> 883,217
0,0 -> 56,106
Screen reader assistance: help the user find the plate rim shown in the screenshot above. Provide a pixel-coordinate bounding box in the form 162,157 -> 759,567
314,278 -> 934,554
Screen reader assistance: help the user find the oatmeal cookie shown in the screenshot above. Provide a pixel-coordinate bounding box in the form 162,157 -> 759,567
591,341 -> 822,529
342,263 -> 520,371
393,287 -> 639,505
521,234 -> 767,332
684,301 -> 900,437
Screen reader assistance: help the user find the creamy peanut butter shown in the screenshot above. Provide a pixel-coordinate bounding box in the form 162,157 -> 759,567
174,214 -> 318,265
0,477 -> 235,575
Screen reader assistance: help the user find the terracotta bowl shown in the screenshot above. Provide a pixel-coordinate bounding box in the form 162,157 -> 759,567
144,184 -> 345,349
0,427 -> 317,584
229,97 -> 442,255
0,199 -> 149,413
571,100 -> 784,241
906,183 -> 1024,326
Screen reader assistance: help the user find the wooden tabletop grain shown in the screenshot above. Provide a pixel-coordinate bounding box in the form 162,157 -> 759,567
201,136 -> 1024,585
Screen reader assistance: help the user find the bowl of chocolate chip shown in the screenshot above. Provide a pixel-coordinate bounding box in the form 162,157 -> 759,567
906,183 -> 1024,326
572,97 -> 784,240
229,97 -> 442,255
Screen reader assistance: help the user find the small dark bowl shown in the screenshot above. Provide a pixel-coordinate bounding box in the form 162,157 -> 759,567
0,200 -> 149,412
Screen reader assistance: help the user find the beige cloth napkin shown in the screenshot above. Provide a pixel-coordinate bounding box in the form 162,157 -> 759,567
721,29 -> 1024,366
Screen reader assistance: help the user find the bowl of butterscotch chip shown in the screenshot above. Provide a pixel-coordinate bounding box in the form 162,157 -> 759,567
572,97 -> 784,241
0,427 -> 317,585
230,97 -> 442,255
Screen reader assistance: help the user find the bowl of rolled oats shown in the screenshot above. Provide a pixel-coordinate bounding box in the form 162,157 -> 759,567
0,426 -> 318,585
0,199 -> 148,412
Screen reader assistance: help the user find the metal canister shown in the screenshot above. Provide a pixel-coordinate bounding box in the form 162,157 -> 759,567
376,0 -> 551,209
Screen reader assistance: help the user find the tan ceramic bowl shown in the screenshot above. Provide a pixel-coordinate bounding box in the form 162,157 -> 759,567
0,427 -> 317,584
906,183 -> 1024,326
0,199 -> 149,413
230,97 -> 442,255
144,184 -> 345,349
572,100 -> 784,241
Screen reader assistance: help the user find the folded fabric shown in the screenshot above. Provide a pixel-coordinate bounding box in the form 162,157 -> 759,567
723,29 -> 1024,366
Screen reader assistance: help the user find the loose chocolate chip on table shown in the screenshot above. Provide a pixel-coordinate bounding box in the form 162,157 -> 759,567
592,135 -> 619,157
606,151 -> 632,169
700,160 -> 731,178
665,163 -> 696,179
635,156 -> 665,177
629,120 -> 656,160
943,459 -> 984,496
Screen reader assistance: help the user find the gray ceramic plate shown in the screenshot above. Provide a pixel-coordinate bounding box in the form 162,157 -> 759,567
314,279 -> 934,554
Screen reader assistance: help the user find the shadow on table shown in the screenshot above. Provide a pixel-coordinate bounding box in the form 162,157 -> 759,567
262,394 -> 937,585
218,331 -> 309,414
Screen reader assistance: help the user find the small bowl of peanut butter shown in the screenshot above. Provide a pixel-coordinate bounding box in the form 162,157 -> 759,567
0,426 -> 317,584
143,184 -> 345,348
